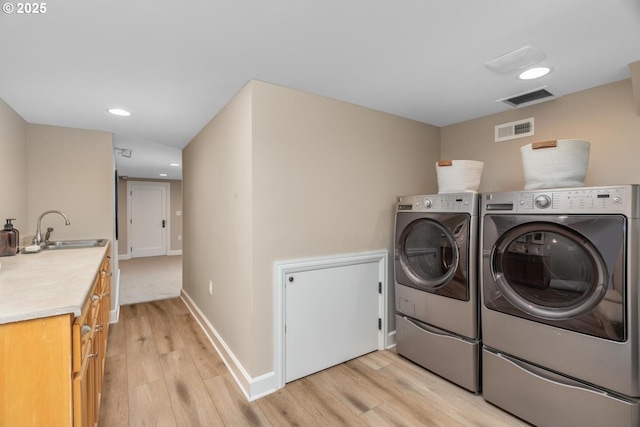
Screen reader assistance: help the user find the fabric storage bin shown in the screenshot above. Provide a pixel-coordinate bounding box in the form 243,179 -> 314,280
436,160 -> 484,194
521,139 -> 590,190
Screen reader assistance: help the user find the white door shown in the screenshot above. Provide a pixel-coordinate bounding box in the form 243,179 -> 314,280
285,261 -> 381,382
128,182 -> 168,258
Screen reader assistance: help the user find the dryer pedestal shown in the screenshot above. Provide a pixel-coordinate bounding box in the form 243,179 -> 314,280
483,347 -> 639,427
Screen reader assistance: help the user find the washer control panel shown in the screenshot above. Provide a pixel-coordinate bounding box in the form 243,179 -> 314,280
518,187 -> 626,212
397,192 -> 478,214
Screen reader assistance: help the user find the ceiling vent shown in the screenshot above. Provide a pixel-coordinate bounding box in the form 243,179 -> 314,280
498,86 -> 559,108
495,117 -> 534,142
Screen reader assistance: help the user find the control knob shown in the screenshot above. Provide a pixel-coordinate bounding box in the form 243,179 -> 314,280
423,199 -> 433,209
535,195 -> 551,209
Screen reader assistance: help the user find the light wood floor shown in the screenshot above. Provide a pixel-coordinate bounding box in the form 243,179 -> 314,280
99,297 -> 530,427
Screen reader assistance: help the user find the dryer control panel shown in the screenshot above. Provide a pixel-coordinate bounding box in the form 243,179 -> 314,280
482,185 -> 639,216
518,187 -> 625,212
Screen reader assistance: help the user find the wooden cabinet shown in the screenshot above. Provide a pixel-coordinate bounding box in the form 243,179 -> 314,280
73,252 -> 111,427
0,249 -> 111,427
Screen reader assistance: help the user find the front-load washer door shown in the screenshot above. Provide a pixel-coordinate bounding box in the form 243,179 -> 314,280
395,212 -> 470,301
482,214 -> 626,341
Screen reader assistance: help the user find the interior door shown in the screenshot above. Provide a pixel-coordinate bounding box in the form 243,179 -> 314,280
128,182 -> 167,258
285,261 -> 380,382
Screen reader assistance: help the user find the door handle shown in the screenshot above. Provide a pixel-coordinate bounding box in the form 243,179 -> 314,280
162,220 -> 166,228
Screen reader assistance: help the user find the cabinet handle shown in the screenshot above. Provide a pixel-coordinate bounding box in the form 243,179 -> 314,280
95,324 -> 104,332
92,294 -> 100,301
88,352 -> 99,359
81,324 -> 92,335
103,291 -> 110,297
101,270 -> 107,277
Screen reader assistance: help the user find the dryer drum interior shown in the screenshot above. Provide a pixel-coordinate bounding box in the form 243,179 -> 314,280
399,218 -> 459,288
492,222 -> 608,319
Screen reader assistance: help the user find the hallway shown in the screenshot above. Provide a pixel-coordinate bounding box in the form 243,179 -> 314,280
118,255 -> 182,305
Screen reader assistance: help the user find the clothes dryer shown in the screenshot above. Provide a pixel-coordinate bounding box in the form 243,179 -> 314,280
395,192 -> 480,392
481,185 -> 640,427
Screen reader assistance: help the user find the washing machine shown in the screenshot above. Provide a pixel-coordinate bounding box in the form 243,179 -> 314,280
481,185 -> 640,427
394,192 -> 480,392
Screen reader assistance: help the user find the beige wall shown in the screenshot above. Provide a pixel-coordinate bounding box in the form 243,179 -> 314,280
26,124 -> 114,243
0,108 -> 118,312
26,124 -> 117,312
116,178 -> 183,256
0,99 -> 28,242
441,79 -> 640,191
183,80 -> 440,378
250,81 -> 440,373
183,82 -> 254,370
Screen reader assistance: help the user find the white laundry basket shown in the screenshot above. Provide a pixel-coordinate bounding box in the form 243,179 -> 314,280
435,160 -> 484,194
521,139 -> 590,190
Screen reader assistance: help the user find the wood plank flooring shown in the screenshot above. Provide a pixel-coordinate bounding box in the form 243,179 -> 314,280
99,298 -> 530,427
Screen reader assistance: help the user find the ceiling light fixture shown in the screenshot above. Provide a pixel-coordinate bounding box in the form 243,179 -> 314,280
169,163 -> 180,167
484,45 -> 546,75
107,108 -> 131,116
159,173 -> 168,177
519,67 -> 551,80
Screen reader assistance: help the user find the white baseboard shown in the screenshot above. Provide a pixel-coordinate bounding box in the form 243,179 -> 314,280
180,289 -> 277,401
109,267 -> 121,323
387,329 -> 396,348
118,250 -> 181,260
109,305 -> 120,324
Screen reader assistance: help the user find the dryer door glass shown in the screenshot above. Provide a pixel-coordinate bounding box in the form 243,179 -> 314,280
483,215 -> 626,341
398,217 -> 466,298
492,222 -> 607,320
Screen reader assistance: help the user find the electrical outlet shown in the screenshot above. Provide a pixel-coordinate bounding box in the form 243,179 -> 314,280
178,235 -> 182,241
209,280 -> 213,295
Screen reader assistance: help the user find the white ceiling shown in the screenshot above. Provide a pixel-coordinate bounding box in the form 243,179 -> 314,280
1,0 -> 639,180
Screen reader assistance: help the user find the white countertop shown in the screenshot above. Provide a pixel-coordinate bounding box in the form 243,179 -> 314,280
0,243 -> 110,325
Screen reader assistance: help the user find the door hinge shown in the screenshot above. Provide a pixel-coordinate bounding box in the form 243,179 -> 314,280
378,282 -> 382,294
378,318 -> 382,330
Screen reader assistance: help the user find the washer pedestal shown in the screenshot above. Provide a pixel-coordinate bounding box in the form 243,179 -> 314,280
396,314 -> 480,392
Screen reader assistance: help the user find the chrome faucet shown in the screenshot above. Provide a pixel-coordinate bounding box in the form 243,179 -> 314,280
35,210 -> 70,245
44,227 -> 54,243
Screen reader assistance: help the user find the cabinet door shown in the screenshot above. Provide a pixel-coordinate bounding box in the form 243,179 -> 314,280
97,259 -> 110,396
0,315 -> 73,427
73,338 -> 98,427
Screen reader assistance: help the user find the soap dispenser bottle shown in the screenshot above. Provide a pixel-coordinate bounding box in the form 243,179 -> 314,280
0,219 -> 19,256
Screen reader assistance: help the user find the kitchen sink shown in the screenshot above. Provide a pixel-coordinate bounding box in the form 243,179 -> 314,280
41,239 -> 108,250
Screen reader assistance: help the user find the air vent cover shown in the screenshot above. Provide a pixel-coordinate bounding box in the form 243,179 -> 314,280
498,86 -> 558,108
495,117 -> 534,142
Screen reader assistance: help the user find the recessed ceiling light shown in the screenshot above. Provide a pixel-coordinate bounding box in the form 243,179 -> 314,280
107,108 -> 131,116
159,173 -> 168,177
169,163 -> 180,167
519,67 -> 551,80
